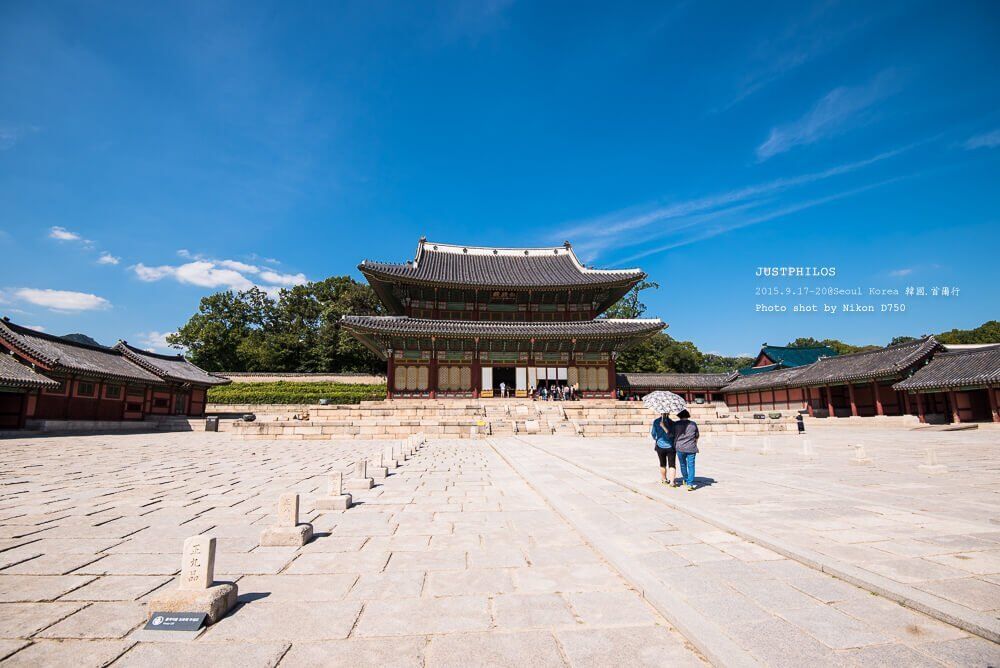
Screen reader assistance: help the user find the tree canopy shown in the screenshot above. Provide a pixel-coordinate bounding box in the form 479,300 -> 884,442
167,277 -> 384,373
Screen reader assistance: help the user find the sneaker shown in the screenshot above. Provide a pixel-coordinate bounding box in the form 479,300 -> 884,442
687,485 -> 696,491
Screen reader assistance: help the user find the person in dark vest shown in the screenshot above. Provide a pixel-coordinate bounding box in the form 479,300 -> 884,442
669,409 -> 700,490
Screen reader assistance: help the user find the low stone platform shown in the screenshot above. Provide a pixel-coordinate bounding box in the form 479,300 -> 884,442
226,399 -> 797,441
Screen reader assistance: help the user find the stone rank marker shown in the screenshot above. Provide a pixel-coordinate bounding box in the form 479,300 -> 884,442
315,471 -> 353,510
259,493 -> 313,546
384,446 -> 397,469
370,453 -> 389,480
345,459 -> 374,491
147,536 -> 237,625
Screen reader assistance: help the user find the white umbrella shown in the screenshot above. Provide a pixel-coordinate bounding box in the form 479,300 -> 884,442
642,390 -> 687,415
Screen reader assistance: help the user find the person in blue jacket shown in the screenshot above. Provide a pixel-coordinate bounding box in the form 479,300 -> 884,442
650,413 -> 677,486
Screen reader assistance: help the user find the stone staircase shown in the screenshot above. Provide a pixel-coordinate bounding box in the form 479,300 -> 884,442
226,399 -> 796,441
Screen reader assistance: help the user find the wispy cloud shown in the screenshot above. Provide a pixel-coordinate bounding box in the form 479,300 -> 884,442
613,177 -> 907,263
756,70 -> 901,161
718,5 -> 873,112
0,124 -> 38,151
11,288 -> 111,312
558,146 -> 910,259
963,129 -> 1000,150
97,252 -> 120,265
888,268 -> 913,277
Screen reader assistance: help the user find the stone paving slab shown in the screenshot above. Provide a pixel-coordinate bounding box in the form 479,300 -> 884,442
494,436 -> 996,667
518,428 -> 1000,644
0,432 -> 704,667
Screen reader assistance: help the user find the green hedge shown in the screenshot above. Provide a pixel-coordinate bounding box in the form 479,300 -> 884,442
207,382 -> 387,405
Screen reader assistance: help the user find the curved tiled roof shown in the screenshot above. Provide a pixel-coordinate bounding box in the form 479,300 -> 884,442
616,372 -> 730,390
114,342 -> 231,386
0,353 -> 58,389
0,319 -> 161,384
359,240 -> 645,289
341,316 -> 665,339
788,337 -> 941,386
893,345 -> 1000,391
722,366 -> 809,392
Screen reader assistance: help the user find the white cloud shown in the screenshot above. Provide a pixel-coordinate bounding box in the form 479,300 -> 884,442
49,226 -> 82,241
963,129 -> 1000,150
24,324 -> 46,332
137,331 -> 179,353
132,263 -> 177,281
12,288 -> 110,311
756,71 -> 899,161
174,262 -> 255,290
97,252 -> 120,265
131,251 -> 308,296
889,268 -> 913,277
259,270 -> 307,287
218,259 -> 260,274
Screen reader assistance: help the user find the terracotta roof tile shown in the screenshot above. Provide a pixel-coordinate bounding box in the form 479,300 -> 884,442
0,353 -> 58,389
114,342 -> 230,386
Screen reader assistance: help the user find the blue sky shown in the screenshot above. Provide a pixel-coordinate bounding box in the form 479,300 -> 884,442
1,0 -> 997,356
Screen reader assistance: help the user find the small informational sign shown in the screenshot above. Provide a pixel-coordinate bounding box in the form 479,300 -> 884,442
144,612 -> 207,632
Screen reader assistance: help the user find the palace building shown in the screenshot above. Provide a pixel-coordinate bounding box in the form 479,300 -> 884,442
0,317 -> 229,429
341,239 -> 665,398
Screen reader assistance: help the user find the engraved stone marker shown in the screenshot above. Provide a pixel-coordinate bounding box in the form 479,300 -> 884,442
277,493 -> 299,527
180,536 -> 215,591
329,472 -> 343,496
261,493 -> 312,546
356,460 -> 367,479
147,535 -> 237,625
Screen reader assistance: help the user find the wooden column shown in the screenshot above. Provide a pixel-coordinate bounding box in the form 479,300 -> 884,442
872,381 -> 884,416
429,339 -> 437,399
607,355 -> 617,399
903,391 -> 911,416
825,385 -> 834,417
989,387 -> 999,423
472,339 -> 481,399
948,390 -> 961,423
386,351 -> 395,400
847,383 -> 858,417
916,392 -> 926,423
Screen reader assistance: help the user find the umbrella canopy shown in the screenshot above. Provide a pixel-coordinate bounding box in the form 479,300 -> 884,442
642,391 -> 687,415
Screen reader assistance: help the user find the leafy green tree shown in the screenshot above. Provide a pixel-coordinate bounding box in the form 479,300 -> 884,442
888,335 -> 918,346
603,280 -> 659,319
616,333 -> 702,373
936,320 -> 1000,344
699,353 -> 753,373
168,277 -> 384,373
785,337 -> 878,355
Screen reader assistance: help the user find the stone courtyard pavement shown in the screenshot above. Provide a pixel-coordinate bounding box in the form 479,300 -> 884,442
0,428 -> 997,667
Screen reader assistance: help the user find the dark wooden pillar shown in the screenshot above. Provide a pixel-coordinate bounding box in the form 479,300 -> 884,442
872,381 -> 884,416
607,355 -> 617,399
903,391 -> 911,416
948,390 -> 961,423
825,385 -> 834,417
386,350 -> 395,400
847,383 -> 858,417
429,339 -> 437,399
989,387 -> 999,423
472,340 -> 481,398
806,390 -> 814,417
916,392 -> 926,423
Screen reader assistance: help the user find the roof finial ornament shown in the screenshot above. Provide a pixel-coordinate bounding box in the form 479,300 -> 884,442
419,235 -> 427,243
563,240 -> 571,249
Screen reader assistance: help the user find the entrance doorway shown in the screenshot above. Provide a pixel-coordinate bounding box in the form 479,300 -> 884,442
493,367 -> 516,397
